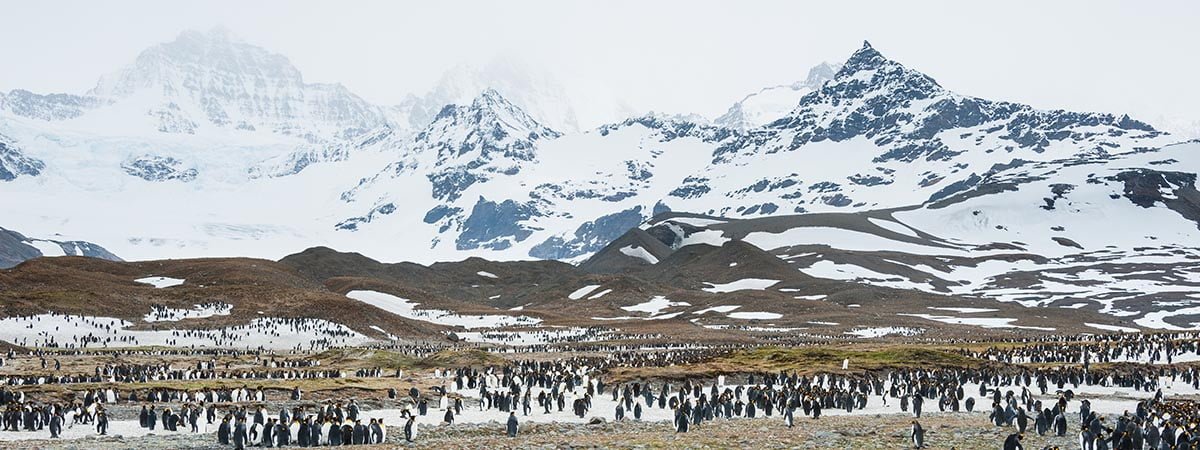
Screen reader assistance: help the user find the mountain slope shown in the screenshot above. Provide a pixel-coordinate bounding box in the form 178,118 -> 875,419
0,132 -> 43,181
635,139 -> 1200,328
0,226 -> 122,269
337,88 -> 562,251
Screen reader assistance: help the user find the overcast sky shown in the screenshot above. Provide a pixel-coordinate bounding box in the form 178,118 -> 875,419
2,0 -> 1197,128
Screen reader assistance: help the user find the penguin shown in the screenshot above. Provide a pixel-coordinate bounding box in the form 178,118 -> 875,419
506,411 -> 519,437
404,415 -> 418,442
911,420 -> 925,448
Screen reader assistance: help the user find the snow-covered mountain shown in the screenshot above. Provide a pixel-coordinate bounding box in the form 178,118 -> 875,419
329,41 -> 1178,263
714,62 -> 840,130
393,58 -> 640,134
339,88 -> 561,237
0,29 -> 395,187
394,59 -> 580,133
628,135 -> 1200,329
85,28 -> 389,141
0,34 -> 1193,305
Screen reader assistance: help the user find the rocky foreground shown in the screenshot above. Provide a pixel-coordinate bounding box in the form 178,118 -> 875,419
17,411 -> 1079,449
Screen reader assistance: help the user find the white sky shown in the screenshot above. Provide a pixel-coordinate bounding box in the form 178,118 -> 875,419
2,0 -> 1198,128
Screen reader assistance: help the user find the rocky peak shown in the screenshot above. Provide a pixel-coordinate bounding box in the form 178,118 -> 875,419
820,40 -> 944,103
838,41 -> 886,74
714,40 -> 1167,167
406,89 -> 559,202
417,88 -> 559,160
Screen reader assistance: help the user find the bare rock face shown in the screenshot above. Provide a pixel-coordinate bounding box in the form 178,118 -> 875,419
121,155 -> 198,182
0,133 -> 43,181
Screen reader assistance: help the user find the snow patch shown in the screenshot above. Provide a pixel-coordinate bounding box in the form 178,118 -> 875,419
345,290 -> 540,329
845,327 -> 924,338
143,303 -> 232,322
26,240 -> 65,257
618,245 -> 659,264
728,311 -> 783,320
135,276 -> 186,288
587,289 -> 613,300
794,295 -> 828,300
693,305 -> 741,315
898,313 -> 1055,331
927,307 -> 999,314
868,217 -> 920,238
620,296 -> 690,315
702,278 -> 780,293
568,285 -> 603,300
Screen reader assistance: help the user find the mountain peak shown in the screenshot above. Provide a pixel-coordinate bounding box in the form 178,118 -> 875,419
467,88 -> 557,135
81,27 -> 387,140
90,27 -> 301,99
819,40 -> 944,98
842,40 -> 888,74
397,58 -> 589,133
421,87 -> 559,148
474,88 -> 510,107
802,62 -> 841,87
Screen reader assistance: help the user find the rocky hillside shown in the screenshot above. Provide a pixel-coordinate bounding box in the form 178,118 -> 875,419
0,226 -> 120,269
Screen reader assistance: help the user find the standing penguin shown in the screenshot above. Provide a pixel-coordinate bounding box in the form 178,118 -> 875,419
218,417 -> 231,445
910,420 -> 925,448
506,411 -> 519,437
1053,411 -> 1068,436
1035,409 -> 1048,435
96,410 -> 109,435
675,408 -> 690,433
1015,407 -> 1029,433
404,415 -> 418,442
233,418 -> 248,450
